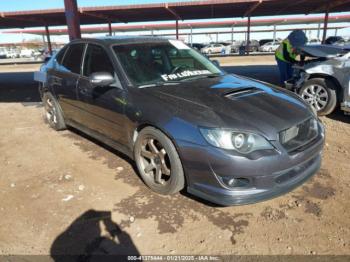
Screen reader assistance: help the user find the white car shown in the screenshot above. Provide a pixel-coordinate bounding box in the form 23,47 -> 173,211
20,49 -> 34,58
6,49 -> 20,58
0,47 -> 7,58
260,42 -> 280,52
201,44 -> 226,54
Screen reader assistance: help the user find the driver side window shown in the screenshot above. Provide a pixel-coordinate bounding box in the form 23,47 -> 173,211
83,44 -> 115,77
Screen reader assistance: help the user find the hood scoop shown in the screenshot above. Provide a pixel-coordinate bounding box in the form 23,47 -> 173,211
224,87 -> 264,99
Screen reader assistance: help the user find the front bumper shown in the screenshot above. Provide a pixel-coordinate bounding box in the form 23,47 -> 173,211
178,129 -> 324,206
188,154 -> 321,206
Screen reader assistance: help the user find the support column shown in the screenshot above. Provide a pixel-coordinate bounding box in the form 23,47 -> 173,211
216,32 -> 218,42
231,25 -> 234,43
190,26 -> 193,46
246,16 -> 251,55
175,20 -> 179,39
108,21 -> 112,36
317,23 -> 321,40
64,0 -> 81,40
273,25 -> 276,42
45,25 -> 52,55
322,8 -> 329,44
335,28 -> 338,36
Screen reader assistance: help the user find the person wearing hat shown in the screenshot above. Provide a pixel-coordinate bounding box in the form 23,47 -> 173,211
275,30 -> 308,86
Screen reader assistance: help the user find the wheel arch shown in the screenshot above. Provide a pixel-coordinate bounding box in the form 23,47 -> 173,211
307,73 -> 342,100
132,122 -> 189,185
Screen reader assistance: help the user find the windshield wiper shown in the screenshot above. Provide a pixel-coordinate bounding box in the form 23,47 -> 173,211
178,73 -> 221,82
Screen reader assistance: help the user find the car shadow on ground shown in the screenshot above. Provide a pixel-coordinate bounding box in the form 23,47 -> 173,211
50,209 -> 140,262
0,72 -> 41,103
326,108 -> 350,124
66,126 -> 218,207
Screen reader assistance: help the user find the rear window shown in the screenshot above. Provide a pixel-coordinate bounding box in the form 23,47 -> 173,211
61,44 -> 85,74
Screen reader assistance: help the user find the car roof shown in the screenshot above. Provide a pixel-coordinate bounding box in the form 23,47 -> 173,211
70,36 -> 172,46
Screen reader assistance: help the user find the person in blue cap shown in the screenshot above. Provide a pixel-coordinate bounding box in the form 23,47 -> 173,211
275,30 -> 308,86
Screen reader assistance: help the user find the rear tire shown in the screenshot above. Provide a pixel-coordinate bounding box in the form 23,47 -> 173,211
42,92 -> 66,131
299,78 -> 337,116
134,127 -> 185,195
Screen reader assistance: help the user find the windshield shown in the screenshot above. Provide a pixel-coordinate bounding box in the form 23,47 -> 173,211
113,40 -> 222,87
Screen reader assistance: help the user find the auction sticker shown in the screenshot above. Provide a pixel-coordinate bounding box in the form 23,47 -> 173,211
161,70 -> 211,81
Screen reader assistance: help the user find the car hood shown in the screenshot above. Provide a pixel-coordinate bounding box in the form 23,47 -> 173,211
145,74 -> 313,140
300,44 -> 350,58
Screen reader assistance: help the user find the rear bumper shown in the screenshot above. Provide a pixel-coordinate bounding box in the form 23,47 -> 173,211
187,154 -> 321,206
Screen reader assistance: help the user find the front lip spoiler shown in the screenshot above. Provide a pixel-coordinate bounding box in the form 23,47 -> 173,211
187,154 -> 321,206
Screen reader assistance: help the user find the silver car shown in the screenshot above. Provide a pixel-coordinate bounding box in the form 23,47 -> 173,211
286,45 -> 350,116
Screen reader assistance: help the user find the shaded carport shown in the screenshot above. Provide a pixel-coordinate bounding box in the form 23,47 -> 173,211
0,0 -> 350,55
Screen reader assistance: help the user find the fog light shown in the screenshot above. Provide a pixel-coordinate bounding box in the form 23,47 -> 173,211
221,176 -> 250,188
227,178 -> 236,186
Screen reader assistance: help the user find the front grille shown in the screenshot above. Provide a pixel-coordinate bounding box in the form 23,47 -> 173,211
279,118 -> 319,152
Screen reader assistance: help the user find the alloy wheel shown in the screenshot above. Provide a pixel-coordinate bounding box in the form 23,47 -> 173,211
138,136 -> 171,185
301,84 -> 329,111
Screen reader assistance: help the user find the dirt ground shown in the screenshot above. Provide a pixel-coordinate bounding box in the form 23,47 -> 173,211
0,57 -> 349,259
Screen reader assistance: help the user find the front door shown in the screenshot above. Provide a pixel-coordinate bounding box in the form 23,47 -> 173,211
77,43 -> 127,145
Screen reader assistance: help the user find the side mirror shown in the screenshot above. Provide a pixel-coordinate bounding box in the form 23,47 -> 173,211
89,72 -> 115,87
211,60 -> 220,67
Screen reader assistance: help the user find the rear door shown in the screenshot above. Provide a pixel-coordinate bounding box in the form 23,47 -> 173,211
77,43 -> 128,144
49,43 -> 86,122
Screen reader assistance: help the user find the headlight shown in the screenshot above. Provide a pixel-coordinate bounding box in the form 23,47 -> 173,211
199,128 -> 274,154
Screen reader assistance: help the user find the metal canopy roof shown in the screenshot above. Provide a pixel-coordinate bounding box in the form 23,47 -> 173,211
0,0 -> 350,29
4,14 -> 350,35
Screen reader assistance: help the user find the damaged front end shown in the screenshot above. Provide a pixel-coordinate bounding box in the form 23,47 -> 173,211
285,44 -> 350,115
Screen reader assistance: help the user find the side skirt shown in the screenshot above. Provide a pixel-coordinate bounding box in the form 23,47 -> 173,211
65,119 -> 134,160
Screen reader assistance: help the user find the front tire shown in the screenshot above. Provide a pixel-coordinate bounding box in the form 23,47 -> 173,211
299,78 -> 337,116
42,92 -> 66,131
134,127 -> 185,195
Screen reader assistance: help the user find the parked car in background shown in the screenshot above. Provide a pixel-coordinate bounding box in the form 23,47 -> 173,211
201,43 -> 226,54
325,36 -> 344,45
286,44 -> 350,115
259,39 -> 274,47
333,37 -> 350,46
34,37 -> 324,206
6,49 -> 20,58
190,43 -> 205,51
239,40 -> 260,53
20,49 -> 34,58
259,41 -> 280,52
307,39 -> 321,45
230,40 -> 243,53
0,47 -> 7,58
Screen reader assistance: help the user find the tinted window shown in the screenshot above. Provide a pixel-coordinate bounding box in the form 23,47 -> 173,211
113,42 -> 221,87
61,44 -> 85,74
83,44 -> 114,77
55,46 -> 68,65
